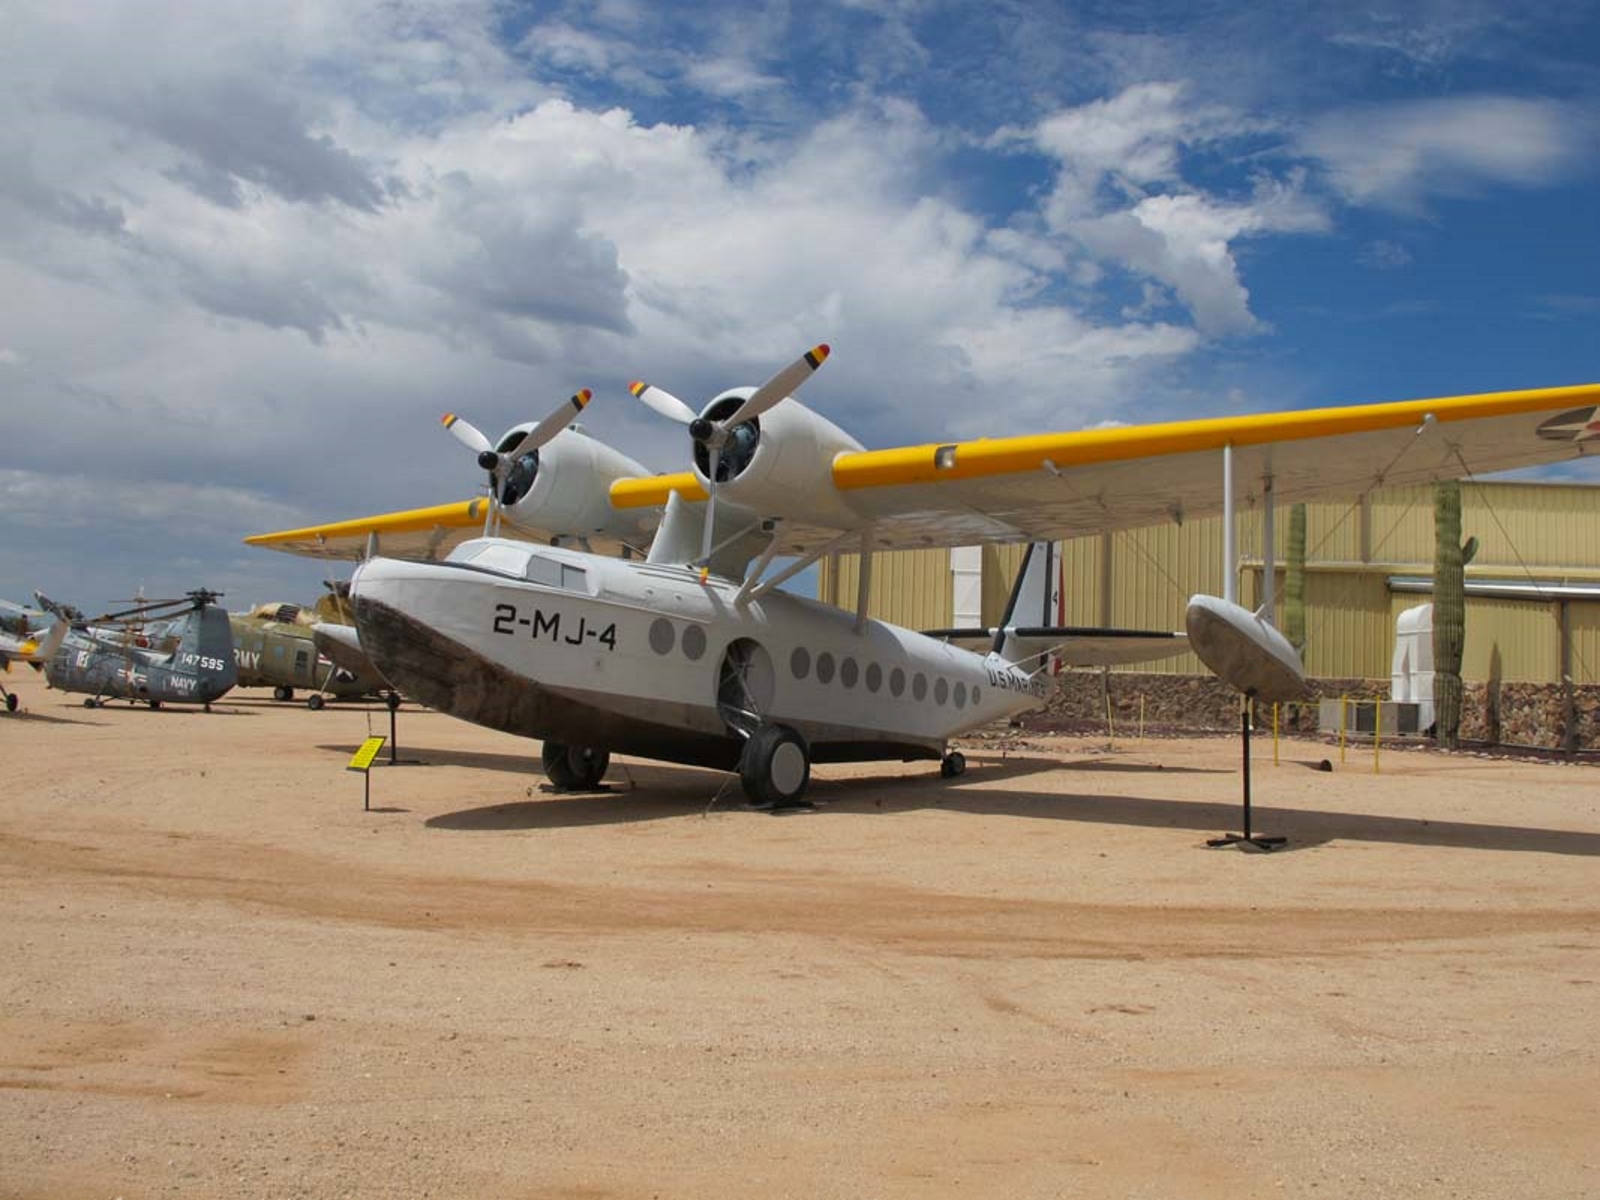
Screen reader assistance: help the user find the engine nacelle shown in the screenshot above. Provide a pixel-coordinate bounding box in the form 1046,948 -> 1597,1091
697,389 -> 867,528
496,426 -> 658,545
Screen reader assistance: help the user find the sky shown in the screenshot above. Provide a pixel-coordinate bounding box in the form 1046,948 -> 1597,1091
2,0 -> 1598,616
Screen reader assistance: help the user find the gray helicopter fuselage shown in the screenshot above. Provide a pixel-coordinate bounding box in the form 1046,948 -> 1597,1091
45,606 -> 238,706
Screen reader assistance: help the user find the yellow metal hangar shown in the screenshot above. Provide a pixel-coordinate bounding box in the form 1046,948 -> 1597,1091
822,478 -> 1600,689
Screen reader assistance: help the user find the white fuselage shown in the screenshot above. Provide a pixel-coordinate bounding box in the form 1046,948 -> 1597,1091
351,538 -> 1049,770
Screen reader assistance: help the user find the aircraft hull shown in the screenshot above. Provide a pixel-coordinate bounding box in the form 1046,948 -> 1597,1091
350,548 -> 1046,770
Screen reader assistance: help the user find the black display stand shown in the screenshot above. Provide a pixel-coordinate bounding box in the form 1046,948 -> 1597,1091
1207,691 -> 1287,852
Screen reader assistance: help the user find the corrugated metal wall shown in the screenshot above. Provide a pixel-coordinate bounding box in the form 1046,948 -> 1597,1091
822,546 -> 953,631
816,481 -> 1600,683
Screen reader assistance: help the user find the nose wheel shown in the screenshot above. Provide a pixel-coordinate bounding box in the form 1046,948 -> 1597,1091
940,750 -> 966,779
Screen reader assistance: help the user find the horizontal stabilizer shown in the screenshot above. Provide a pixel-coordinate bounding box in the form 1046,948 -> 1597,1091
924,624 -> 1187,668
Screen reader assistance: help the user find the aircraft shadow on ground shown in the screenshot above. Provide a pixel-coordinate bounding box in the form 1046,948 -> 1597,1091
4,709 -> 98,727
421,754 -> 1600,856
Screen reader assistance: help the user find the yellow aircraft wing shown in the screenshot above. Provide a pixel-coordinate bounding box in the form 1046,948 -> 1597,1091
244,499 -> 490,561
249,383 -> 1600,562
611,382 -> 1600,553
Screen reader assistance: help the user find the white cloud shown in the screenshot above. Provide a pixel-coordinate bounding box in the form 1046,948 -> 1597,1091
1025,84 -> 1328,336
1301,96 -> 1581,210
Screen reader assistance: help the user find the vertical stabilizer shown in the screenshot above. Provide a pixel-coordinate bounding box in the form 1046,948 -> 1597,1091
997,542 -> 1061,668
178,605 -> 239,697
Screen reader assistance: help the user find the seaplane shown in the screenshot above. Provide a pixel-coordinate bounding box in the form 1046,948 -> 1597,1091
247,346 -> 1600,806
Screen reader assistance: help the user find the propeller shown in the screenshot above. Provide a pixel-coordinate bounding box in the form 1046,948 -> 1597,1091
629,344 -> 830,569
441,389 -> 593,524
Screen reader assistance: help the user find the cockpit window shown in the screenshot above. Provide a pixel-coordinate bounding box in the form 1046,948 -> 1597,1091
465,544 -> 532,577
524,554 -> 589,593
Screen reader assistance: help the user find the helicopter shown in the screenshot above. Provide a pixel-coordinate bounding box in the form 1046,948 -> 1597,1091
230,599 -> 385,709
43,590 -> 238,710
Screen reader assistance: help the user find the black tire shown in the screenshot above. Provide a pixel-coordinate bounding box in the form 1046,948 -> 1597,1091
739,724 -> 810,809
541,741 -> 580,789
148,699 -> 162,710
385,691 -> 401,712
273,685 -> 293,702
4,693 -> 17,713
940,750 -> 966,779
542,742 -> 609,790
84,697 -> 99,709
306,694 -> 325,711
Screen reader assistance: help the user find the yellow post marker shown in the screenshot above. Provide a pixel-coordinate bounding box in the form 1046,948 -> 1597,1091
348,736 -> 387,811
1373,704 -> 1381,775
1105,693 -> 1115,749
1339,695 -> 1348,765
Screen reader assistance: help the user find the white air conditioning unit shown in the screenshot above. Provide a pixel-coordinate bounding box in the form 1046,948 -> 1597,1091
1391,602 -> 1435,733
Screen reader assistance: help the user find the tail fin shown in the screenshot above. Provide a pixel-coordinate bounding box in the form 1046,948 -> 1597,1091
177,605 -> 239,696
996,542 -> 1060,667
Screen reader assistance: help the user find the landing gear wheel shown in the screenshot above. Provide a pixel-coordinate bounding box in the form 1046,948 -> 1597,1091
740,724 -> 810,810
84,697 -> 100,709
940,750 -> 967,779
385,691 -> 401,712
306,694 -> 325,711
542,742 -> 610,791
148,699 -> 162,710
273,685 -> 293,702
4,694 -> 17,712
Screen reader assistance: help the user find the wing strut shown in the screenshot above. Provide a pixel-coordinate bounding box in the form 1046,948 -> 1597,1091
1223,443 -> 1237,605
1260,467 -> 1275,621
853,529 -> 874,633
745,529 -> 858,601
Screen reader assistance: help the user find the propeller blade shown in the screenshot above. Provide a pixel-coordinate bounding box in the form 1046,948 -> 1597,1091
701,446 -> 720,566
441,412 -> 493,455
630,379 -> 697,425
720,343 -> 830,430
499,388 -> 593,462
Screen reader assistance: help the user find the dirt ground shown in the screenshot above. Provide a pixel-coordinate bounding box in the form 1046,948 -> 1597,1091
2,667 -> 1597,1200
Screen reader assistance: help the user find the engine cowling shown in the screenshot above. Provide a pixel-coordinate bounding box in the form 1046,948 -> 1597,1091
693,389 -> 867,528
495,426 -> 659,545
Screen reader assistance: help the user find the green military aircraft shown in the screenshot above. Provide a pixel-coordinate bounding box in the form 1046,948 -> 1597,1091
230,597 -> 385,709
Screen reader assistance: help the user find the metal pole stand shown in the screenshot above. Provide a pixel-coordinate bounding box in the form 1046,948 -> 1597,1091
375,691 -> 425,767
1208,690 -> 1287,852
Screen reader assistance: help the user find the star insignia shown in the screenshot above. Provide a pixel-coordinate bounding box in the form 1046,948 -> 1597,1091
1536,406 -> 1600,442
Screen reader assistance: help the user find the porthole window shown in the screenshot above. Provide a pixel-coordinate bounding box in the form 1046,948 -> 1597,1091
840,658 -> 858,689
912,672 -> 927,701
889,667 -> 905,697
953,681 -> 967,708
682,625 -> 707,661
934,677 -> 949,705
971,686 -> 981,707
865,663 -> 883,693
649,618 -> 676,656
790,647 -> 811,680
817,652 -> 836,685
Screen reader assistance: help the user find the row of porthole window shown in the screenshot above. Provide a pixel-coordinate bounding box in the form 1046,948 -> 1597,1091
789,646 -> 979,710
647,618 -> 981,711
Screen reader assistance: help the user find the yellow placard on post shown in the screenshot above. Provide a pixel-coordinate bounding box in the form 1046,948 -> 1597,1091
347,736 -> 387,773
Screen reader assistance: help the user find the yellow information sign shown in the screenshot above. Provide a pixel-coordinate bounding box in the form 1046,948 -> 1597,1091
347,736 -> 387,773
